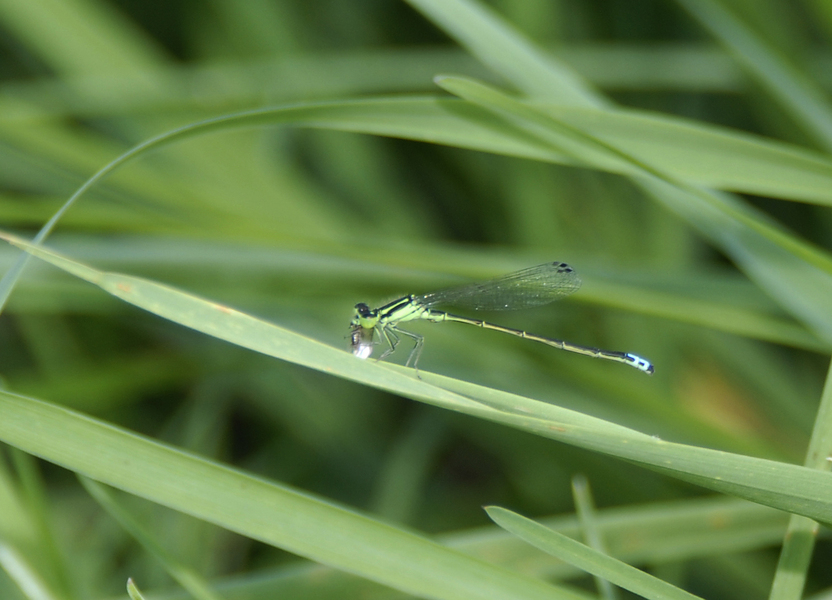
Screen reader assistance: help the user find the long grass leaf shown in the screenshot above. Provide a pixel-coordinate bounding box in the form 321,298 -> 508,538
405,0 -> 602,105
80,478 -> 222,600
0,388 -> 584,600
676,0 -> 832,152
433,75 -> 832,342
486,507 -> 703,600
769,358 -> 832,599
3,92 -> 826,329
0,0 -> 165,75
5,95 -> 832,320
3,232 -> 832,524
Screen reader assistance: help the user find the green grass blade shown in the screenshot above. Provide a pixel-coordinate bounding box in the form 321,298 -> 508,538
3,231 -> 832,525
406,0 -> 832,345
571,476 -> 617,600
11,96 -> 832,208
433,75 -> 832,343
637,179 -> 832,344
126,579 -> 147,600
0,388 -> 584,600
112,498 -> 788,600
0,542 -> 62,600
80,478 -> 222,600
405,0 -> 602,105
8,231 -> 821,354
769,359 -> 832,599
5,93 -> 832,321
145,497 -> 788,600
0,459 -> 34,550
0,0 -> 165,75
8,451 -> 75,600
805,1 -> 832,40
4,2 -> 830,598
676,0 -> 832,153
580,274 -> 825,353
431,371 -> 832,524
532,104 -> 832,207
486,506 -> 703,600
409,0 -> 832,161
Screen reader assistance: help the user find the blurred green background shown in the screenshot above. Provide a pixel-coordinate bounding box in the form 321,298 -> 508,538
1,0 -> 832,599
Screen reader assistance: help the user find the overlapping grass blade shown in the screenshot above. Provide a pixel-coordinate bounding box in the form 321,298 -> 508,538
81,478 -> 222,600
5,92 -> 832,319
405,0 -> 602,105
2,232 -> 832,525
407,0 -> 832,350
0,387 -> 585,600
120,497 -> 788,599
433,75 -> 832,344
676,0 -> 832,152
769,356 -> 832,597
0,0 -> 166,75
486,507 -> 703,600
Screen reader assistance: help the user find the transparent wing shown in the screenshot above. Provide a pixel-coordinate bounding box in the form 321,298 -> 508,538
418,262 -> 581,311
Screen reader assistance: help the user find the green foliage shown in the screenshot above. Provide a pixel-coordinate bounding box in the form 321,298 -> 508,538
0,1 -> 831,599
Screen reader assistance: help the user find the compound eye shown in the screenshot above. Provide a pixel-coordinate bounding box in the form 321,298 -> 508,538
355,303 -> 372,317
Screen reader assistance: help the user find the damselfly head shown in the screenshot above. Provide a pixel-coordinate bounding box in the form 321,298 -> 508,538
351,302 -> 379,327
354,303 -> 373,316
